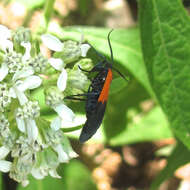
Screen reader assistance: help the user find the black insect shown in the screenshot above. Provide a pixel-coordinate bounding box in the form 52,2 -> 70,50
65,30 -> 127,143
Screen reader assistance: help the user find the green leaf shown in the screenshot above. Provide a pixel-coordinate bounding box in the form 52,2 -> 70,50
139,0 -> 190,148
48,25 -> 153,96
17,176 -> 64,190
109,77 -> 129,95
17,160 -> 96,190
60,160 -> 97,190
0,174 -> 2,190
108,106 -> 172,146
151,141 -> 190,190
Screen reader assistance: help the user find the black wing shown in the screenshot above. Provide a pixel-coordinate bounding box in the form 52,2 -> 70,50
79,101 -> 107,143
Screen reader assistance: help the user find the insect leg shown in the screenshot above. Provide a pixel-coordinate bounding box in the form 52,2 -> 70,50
64,97 -> 86,101
64,92 -> 99,100
78,65 -> 91,73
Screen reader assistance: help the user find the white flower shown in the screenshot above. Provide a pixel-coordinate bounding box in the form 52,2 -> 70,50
49,58 -> 67,91
0,63 -> 9,82
41,34 -> 63,52
0,146 -> 12,172
80,44 -> 91,57
41,34 -> 90,57
10,67 -> 42,105
52,139 -> 78,163
51,104 -> 75,131
0,41 -> 32,82
15,101 -> 40,142
31,148 -> 61,180
45,59 -> 75,131
31,165 -> 61,180
21,41 -> 31,62
0,25 -> 13,52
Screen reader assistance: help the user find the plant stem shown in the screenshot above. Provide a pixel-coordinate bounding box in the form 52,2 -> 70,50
38,0 -> 56,34
44,0 -> 55,29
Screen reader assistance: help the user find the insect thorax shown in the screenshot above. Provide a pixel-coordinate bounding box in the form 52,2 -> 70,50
85,68 -> 108,115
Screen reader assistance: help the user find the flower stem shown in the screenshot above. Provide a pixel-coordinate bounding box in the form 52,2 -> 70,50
62,125 -> 83,132
38,0 -> 56,34
44,0 -> 55,28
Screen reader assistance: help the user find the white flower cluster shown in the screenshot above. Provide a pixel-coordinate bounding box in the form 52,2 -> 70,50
0,25 -> 90,186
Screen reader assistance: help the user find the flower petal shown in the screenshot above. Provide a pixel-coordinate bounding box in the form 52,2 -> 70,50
0,63 -> 8,81
9,87 -> 16,98
0,160 -> 12,172
57,68 -> 67,91
0,25 -> 11,40
53,104 -> 75,122
21,42 -> 31,62
12,67 -> 34,81
61,135 -> 78,158
21,180 -> 29,187
17,76 -> 42,92
16,117 -> 26,133
41,34 -> 63,52
0,146 -> 10,159
49,169 -> 61,178
13,86 -> 28,105
50,117 -> 62,131
53,144 -> 69,163
80,44 -> 91,57
48,58 -> 64,71
0,39 -> 13,52
31,168 -> 46,179
26,119 -> 38,142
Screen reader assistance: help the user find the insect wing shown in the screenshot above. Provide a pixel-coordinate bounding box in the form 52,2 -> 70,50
79,69 -> 112,143
79,101 -> 107,143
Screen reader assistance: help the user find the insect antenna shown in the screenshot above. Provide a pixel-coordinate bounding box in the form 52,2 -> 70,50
107,29 -> 114,65
112,67 -> 129,82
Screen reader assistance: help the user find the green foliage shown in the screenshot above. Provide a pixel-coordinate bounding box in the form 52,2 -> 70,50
17,160 -> 97,190
60,160 -> 97,190
107,106 -> 172,146
139,0 -> 190,188
17,176 -> 64,190
139,0 -> 190,149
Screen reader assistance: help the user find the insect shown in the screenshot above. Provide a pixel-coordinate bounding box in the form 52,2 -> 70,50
65,30 -> 127,143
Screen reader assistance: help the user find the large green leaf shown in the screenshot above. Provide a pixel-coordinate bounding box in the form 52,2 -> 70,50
48,25 -> 153,96
108,106 -> 172,146
17,176 -> 64,190
17,160 -> 97,190
139,0 -> 190,148
151,141 -> 190,190
60,160 -> 97,190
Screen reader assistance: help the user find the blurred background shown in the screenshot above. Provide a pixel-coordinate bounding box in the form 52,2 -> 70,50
0,0 -> 190,190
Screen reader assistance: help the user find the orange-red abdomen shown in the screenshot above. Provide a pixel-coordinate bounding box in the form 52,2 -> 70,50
98,68 -> 112,104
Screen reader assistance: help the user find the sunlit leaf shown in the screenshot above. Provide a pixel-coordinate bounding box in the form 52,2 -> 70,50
59,160 -> 97,190
17,175 -> 63,190
48,25 -> 153,96
107,106 -> 173,146
139,0 -> 190,148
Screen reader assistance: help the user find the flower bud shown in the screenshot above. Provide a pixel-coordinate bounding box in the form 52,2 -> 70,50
12,27 -> 31,45
54,40 -> 81,64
